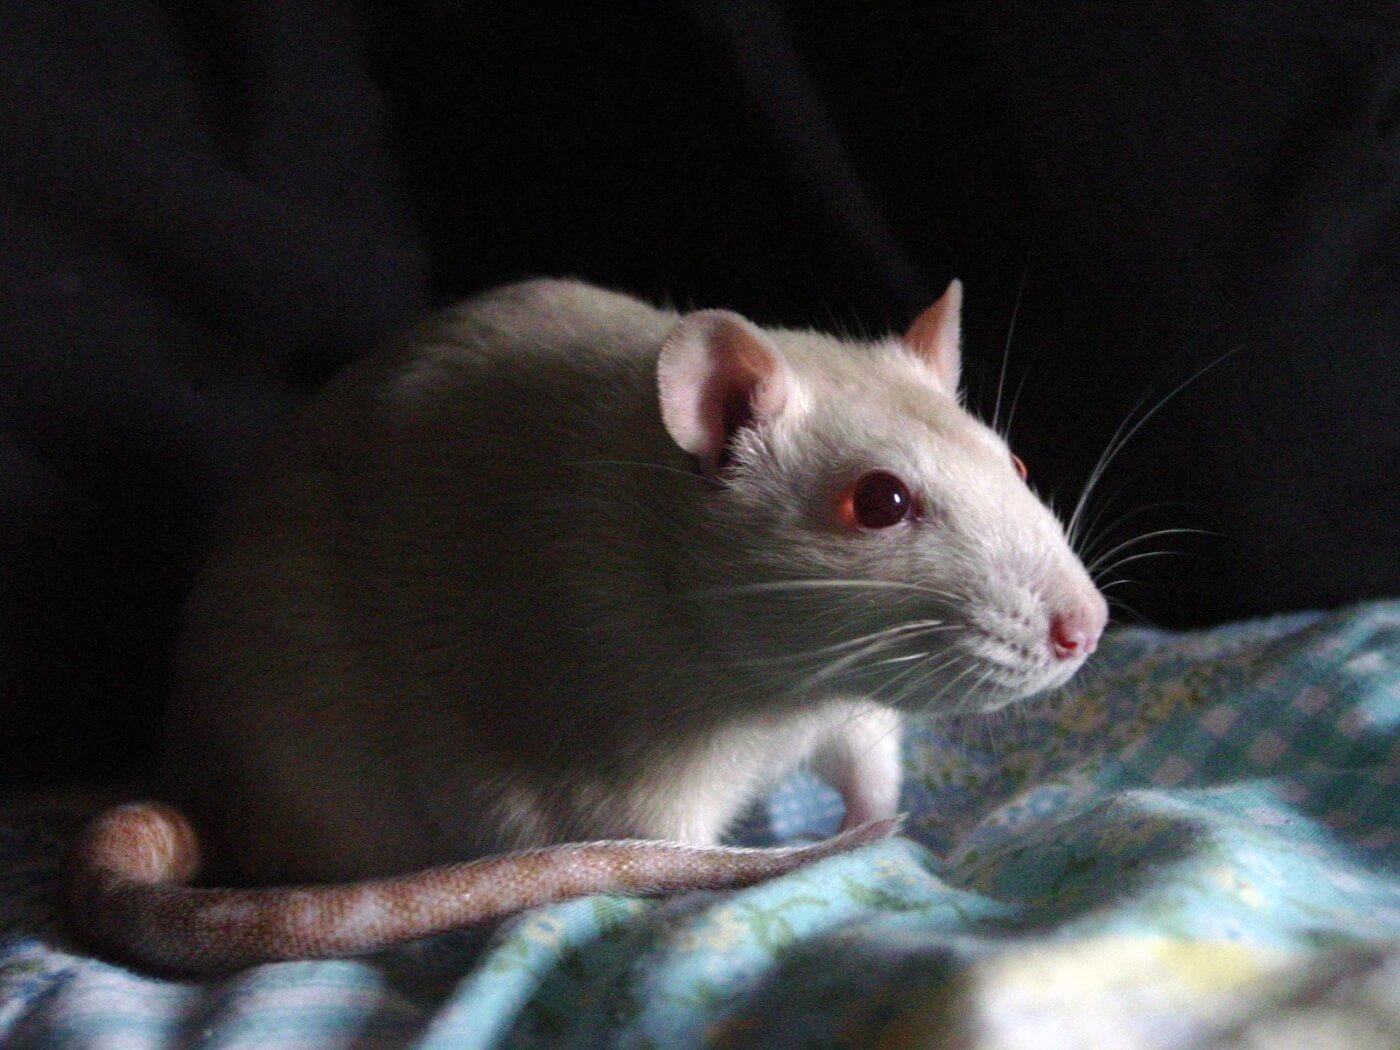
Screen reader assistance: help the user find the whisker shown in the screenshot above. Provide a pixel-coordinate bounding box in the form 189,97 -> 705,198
992,258 -> 1032,435
969,670 -> 1005,762
1102,593 -> 1157,628
568,458 -> 703,482
1002,342 -> 1045,447
974,666 -> 1007,714
690,578 -> 963,599
1093,549 -> 1193,576
1086,527 -> 1219,576
940,662 -> 989,713
1098,577 -> 1142,594
1078,499 -> 1192,564
772,624 -> 957,674
914,659 -> 983,718
882,653 -> 966,711
796,621 -> 957,690
864,652 -> 932,669
741,620 -> 954,673
872,648 -> 965,706
1071,482 -> 1136,560
1066,344 -> 1243,549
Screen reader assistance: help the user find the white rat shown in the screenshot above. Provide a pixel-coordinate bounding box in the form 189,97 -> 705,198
65,278 -> 1106,974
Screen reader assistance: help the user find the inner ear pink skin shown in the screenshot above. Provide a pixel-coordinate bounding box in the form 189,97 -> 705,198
657,310 -> 789,477
902,279 -> 963,394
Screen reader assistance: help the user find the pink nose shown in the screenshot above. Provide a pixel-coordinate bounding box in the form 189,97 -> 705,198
1049,605 -> 1105,661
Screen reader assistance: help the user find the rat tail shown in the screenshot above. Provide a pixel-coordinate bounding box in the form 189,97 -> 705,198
65,802 -> 901,975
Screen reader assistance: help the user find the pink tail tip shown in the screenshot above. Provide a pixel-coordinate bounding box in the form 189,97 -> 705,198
838,814 -> 905,847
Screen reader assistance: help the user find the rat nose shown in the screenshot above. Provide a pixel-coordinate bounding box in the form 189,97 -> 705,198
1049,603 -> 1105,661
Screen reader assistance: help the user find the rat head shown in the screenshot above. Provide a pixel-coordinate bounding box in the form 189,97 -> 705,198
657,281 -> 1107,714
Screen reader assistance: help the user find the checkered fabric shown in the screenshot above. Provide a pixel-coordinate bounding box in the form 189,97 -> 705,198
3,602 -> 1398,1047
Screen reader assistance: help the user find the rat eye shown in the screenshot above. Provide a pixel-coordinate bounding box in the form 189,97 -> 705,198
839,471 -> 918,530
1011,453 -> 1028,481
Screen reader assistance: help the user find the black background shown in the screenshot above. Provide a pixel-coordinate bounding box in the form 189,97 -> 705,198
3,1 -> 1397,788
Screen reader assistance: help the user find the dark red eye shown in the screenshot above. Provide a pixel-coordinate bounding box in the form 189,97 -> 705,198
839,471 -> 917,530
1011,453 -> 1028,481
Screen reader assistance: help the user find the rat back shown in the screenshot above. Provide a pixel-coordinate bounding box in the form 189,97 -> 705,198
163,277 -> 1105,884
163,281 -> 832,881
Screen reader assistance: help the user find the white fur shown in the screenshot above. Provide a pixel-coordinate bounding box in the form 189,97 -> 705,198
163,278 -> 1104,886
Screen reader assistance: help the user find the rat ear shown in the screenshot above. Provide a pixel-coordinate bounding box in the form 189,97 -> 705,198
902,279 -> 962,393
657,310 -> 789,476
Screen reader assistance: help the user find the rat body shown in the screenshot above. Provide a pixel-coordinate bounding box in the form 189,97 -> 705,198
66,278 -> 1105,973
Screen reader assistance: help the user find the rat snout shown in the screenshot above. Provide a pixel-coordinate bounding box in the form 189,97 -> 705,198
1048,597 -> 1107,661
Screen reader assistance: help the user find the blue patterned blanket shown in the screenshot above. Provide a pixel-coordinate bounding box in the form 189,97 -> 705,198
3,601 -> 1398,1047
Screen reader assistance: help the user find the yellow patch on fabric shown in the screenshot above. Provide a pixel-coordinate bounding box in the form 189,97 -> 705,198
873,937 -> 1295,1050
